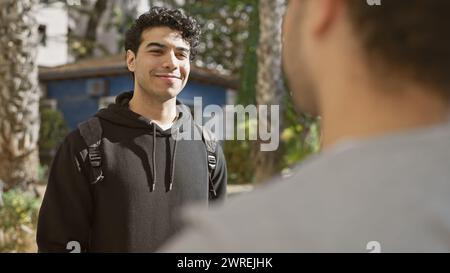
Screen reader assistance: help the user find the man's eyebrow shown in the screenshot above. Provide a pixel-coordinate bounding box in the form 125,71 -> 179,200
146,42 -> 166,49
145,42 -> 190,53
176,47 -> 190,53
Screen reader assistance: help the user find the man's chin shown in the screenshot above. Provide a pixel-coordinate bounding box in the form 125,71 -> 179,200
156,89 -> 182,101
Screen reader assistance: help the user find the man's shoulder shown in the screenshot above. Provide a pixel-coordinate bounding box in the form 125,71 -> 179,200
58,124 -> 92,154
173,125 -> 450,251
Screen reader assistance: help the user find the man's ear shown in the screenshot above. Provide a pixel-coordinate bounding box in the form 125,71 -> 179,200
126,49 -> 136,72
312,0 -> 343,37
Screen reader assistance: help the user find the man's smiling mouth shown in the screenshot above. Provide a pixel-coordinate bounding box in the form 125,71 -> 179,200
155,74 -> 181,79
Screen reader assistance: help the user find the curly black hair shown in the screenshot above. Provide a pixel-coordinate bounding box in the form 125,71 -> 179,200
125,6 -> 201,60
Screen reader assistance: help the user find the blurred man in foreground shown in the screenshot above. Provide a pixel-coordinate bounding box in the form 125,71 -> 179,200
161,0 -> 450,252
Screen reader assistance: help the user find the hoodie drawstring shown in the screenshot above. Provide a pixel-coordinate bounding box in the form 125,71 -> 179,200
149,123 -> 178,193
168,136 -> 178,191
150,123 -> 157,192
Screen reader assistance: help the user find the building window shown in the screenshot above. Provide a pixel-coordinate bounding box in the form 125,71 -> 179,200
38,24 -> 47,46
87,79 -> 107,97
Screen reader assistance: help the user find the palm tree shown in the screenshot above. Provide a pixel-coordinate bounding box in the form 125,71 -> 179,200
253,0 -> 286,183
0,0 -> 41,191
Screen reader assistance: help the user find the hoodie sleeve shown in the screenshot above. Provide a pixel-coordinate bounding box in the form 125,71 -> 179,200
37,130 -> 93,253
209,143 -> 227,203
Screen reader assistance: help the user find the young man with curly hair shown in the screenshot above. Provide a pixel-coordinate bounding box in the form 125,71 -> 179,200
37,7 -> 227,253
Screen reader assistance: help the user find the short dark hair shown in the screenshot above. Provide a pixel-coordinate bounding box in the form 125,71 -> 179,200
347,0 -> 450,98
125,6 -> 201,60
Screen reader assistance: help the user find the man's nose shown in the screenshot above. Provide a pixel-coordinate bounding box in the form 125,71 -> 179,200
162,51 -> 178,70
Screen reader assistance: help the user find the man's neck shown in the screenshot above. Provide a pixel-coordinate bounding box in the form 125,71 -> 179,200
319,79 -> 450,150
128,89 -> 177,126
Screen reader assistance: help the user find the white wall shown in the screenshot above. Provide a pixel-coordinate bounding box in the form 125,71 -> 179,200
36,2 -> 68,67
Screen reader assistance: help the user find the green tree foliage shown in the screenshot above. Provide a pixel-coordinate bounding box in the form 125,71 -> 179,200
166,0 -> 256,77
170,0 -> 321,183
38,108 -> 68,165
280,99 -> 321,170
0,189 -> 41,253
37,0 -> 322,185
221,0 -> 259,184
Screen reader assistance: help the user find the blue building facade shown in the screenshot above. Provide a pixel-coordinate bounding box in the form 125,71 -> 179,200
39,55 -> 237,129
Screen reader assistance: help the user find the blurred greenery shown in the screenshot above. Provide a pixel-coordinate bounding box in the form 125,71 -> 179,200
38,107 -> 69,166
172,0 -> 257,76
37,0 -> 322,181
280,99 -> 321,170
220,0 -> 261,184
176,0 -> 321,183
236,0 -> 259,106
225,99 -> 321,185
224,116 -> 259,184
0,189 -> 41,253
107,7 -> 137,57
37,164 -> 49,185
0,0 -> 323,254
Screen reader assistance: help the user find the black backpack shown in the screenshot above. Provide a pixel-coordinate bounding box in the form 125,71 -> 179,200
78,117 -> 218,199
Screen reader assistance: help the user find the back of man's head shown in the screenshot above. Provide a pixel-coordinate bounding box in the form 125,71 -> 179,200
283,0 -> 450,147
347,0 -> 450,99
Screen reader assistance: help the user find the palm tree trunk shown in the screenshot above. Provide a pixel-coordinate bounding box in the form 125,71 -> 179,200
253,0 -> 286,183
0,0 -> 41,191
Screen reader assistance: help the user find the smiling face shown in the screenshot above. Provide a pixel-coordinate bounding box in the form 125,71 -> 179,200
126,26 -> 191,102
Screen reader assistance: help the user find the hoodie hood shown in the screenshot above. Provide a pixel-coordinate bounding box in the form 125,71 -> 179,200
95,91 -> 193,192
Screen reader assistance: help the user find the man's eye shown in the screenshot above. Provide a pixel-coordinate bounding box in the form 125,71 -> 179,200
177,53 -> 188,59
149,50 -> 163,54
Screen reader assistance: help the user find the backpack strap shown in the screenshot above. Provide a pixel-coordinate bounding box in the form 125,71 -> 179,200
195,124 -> 218,199
77,117 -> 104,184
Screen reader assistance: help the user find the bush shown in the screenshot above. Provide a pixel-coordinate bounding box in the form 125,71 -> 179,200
0,189 -> 41,253
223,116 -> 259,184
224,100 -> 321,185
37,164 -> 49,185
279,99 -> 321,170
39,107 -> 68,166
224,138 -> 256,185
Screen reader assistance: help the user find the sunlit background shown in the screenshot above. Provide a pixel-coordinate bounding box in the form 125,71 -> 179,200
0,0 -> 320,252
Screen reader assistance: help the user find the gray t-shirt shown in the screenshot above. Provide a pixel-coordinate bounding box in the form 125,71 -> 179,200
161,121 -> 450,252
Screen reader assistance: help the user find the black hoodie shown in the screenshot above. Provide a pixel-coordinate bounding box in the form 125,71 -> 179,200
37,91 -> 227,252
